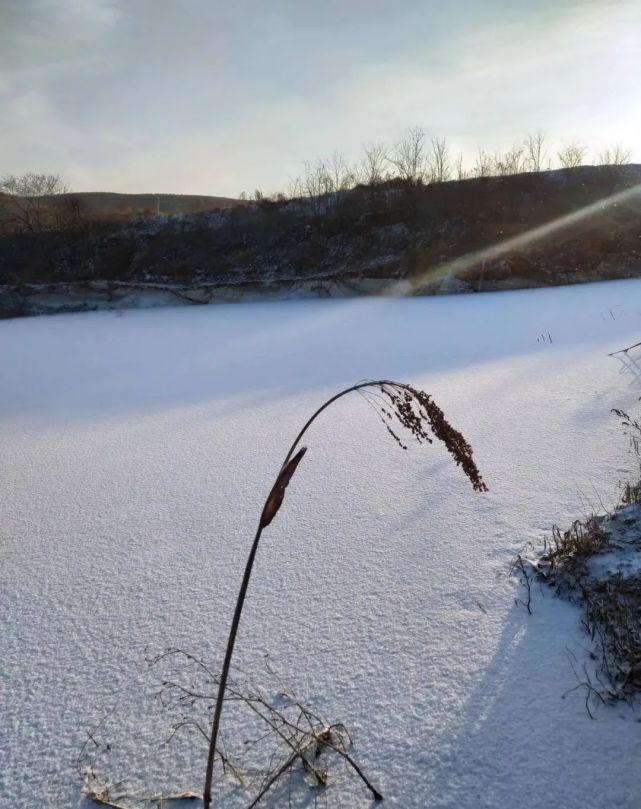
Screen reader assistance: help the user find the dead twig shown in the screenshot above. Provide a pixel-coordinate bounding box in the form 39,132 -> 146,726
511,554 -> 533,614
82,648 -> 382,808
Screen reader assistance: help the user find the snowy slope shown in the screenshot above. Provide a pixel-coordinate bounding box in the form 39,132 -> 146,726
2,280 -> 641,809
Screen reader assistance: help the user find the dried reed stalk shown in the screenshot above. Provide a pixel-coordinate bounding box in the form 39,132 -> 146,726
203,380 -> 486,808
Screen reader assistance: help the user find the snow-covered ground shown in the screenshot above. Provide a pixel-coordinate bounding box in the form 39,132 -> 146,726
588,503 -> 641,581
2,279 -> 641,809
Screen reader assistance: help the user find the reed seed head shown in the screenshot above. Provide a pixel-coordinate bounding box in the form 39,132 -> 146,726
370,382 -> 487,492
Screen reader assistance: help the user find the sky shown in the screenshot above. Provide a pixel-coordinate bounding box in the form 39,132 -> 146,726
1,0 -> 639,197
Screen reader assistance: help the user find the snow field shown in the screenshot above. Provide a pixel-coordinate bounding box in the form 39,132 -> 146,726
2,280 -> 641,807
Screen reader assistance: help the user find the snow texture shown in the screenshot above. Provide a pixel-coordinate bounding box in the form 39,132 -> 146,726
2,279 -> 641,808
588,504 -> 641,580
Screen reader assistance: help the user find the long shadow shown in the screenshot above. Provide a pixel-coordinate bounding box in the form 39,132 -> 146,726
423,592 -> 641,809
611,347 -> 641,387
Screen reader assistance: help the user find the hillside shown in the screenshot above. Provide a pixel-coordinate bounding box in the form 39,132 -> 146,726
0,190 -> 243,223
65,191 -> 244,215
1,164 -> 640,317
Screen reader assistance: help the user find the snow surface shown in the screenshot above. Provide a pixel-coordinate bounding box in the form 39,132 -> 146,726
3,279 -> 641,809
588,504 -> 641,580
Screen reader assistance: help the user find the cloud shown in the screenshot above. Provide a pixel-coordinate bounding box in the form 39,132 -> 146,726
0,0 -> 120,71
1,0 -> 639,194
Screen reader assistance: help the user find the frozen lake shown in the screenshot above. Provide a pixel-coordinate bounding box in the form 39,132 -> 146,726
2,280 -> 641,808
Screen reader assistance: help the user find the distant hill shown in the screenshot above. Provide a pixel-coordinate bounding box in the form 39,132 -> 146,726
63,191 -> 244,215
0,190 -> 244,229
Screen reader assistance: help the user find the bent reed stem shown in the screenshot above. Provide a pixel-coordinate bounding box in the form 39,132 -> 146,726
203,379 -> 486,807
203,382 -> 376,808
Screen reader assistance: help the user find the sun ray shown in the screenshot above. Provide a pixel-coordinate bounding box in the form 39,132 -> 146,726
390,181 -> 641,295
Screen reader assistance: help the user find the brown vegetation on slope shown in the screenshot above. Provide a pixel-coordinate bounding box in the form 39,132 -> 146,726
1,164 -> 640,316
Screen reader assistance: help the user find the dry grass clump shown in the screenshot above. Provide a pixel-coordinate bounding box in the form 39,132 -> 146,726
514,403 -> 641,706
612,407 -> 641,504
540,518 -> 610,590
621,479 -> 641,506
585,574 -> 641,694
517,511 -> 641,704
542,515 -> 641,699
511,518 -> 609,615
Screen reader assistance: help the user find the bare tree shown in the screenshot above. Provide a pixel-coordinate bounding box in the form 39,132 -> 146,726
326,151 -> 356,192
492,144 -> 525,176
302,160 -> 333,214
360,141 -> 388,186
428,137 -> 451,183
473,149 -> 493,178
55,195 -> 88,231
557,142 -> 588,168
387,126 -> 427,184
285,175 -> 302,200
596,145 -> 631,166
524,131 -> 546,172
292,154 -> 356,213
0,172 -> 68,232
454,153 -> 468,181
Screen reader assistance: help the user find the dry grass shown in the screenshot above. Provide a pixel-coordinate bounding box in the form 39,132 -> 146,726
540,518 -> 609,590
514,403 -> 641,706
517,510 -> 641,704
80,647 -> 382,808
585,574 -> 641,694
